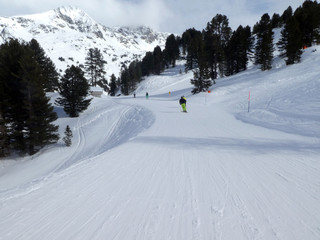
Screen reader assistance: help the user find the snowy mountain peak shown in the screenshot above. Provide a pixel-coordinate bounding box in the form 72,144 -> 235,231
0,7 -> 170,77
52,6 -> 97,32
54,5 -> 88,18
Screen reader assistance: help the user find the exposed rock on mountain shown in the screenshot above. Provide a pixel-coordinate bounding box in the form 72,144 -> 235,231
0,6 -> 170,76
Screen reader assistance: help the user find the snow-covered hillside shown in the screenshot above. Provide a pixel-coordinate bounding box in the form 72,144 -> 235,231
0,41 -> 320,239
0,6 -> 169,76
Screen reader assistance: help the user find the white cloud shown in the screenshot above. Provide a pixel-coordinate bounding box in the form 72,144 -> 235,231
91,0 -> 173,31
0,0 -> 173,31
0,0 -> 305,34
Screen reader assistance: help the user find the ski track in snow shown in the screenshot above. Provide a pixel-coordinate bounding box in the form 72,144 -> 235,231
0,49 -> 320,239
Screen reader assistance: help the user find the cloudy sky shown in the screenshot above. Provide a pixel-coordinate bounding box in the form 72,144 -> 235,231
0,0 -> 304,34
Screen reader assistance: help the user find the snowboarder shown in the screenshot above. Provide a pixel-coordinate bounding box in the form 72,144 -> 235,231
134,93 -> 136,98
179,96 -> 187,112
146,92 -> 149,99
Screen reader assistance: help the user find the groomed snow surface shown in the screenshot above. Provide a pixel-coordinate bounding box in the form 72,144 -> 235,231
0,46 -> 320,240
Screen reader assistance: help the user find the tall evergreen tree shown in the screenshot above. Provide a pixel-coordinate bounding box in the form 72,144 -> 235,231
141,52 -> 154,76
120,66 -> 130,95
42,57 -> 60,92
181,29 -> 192,56
164,34 -> 180,67
224,29 -> 238,76
281,6 -> 293,25
0,39 -> 59,155
0,40 -> 27,153
0,112 -> 7,157
271,13 -> 282,28
190,63 -> 212,94
277,16 -> 303,65
203,28 -> 219,81
28,39 -> 59,92
85,48 -> 107,88
190,41 -> 212,94
204,14 -> 232,79
109,74 -> 117,96
153,46 -> 163,75
254,13 -> 274,71
182,28 -> 203,72
95,49 -> 108,91
0,57 -> 7,157
85,48 -> 95,85
294,1 -> 320,46
19,50 -> 59,155
238,26 -> 254,71
225,25 -> 254,75
55,65 -> 92,117
128,60 -> 142,91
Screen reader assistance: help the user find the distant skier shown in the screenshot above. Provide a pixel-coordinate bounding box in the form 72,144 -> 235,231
179,96 -> 187,112
146,92 -> 149,99
134,93 -> 136,98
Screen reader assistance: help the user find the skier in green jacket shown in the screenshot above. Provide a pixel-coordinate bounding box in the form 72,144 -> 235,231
179,96 -> 187,112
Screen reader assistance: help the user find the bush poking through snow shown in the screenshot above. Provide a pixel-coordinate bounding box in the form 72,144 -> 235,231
63,125 -> 73,147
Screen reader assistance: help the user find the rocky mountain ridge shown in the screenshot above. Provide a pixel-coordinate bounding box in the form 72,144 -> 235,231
0,6 -> 170,77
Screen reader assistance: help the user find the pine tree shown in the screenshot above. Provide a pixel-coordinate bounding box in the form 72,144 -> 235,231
0,40 -> 27,153
271,13 -> 282,28
85,48 -> 95,85
225,25 -> 253,76
281,6 -> 293,25
153,46 -> 163,75
128,60 -> 142,92
141,52 -> 154,76
182,28 -> 202,72
28,39 -> 46,86
109,74 -> 117,96
94,48 -> 108,91
0,57 -> 7,157
190,64 -> 211,94
294,1 -> 320,46
19,48 -> 59,155
42,57 -> 60,92
120,66 -> 130,95
0,112 -> 7,157
254,14 -> 274,71
205,14 -> 232,78
164,34 -> 180,67
240,26 -> 254,71
85,48 -> 107,87
28,39 -> 59,92
63,125 -> 73,147
0,39 -> 59,155
55,65 -> 92,117
190,43 -> 212,94
277,16 -> 303,65
224,30 -> 238,76
203,29 -> 219,81
185,37 -> 199,72
181,29 -> 192,56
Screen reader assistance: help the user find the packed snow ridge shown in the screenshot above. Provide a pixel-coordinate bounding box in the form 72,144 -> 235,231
0,41 -> 319,239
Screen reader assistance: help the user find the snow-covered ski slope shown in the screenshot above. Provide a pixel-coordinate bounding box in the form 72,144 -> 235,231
0,46 -> 320,240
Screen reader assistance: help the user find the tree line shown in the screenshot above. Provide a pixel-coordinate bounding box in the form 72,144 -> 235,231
0,39 -> 108,157
189,0 -> 320,93
108,34 -> 180,96
113,0 -> 320,95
